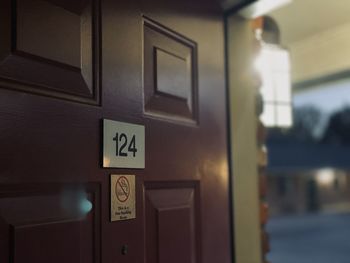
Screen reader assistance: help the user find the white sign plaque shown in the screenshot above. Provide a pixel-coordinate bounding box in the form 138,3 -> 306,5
111,174 -> 136,221
103,119 -> 145,169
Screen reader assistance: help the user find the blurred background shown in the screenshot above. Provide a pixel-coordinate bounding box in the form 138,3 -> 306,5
254,1 -> 350,262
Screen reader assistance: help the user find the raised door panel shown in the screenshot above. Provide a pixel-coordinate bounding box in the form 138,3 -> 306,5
143,17 -> 198,124
0,0 -> 100,104
14,221 -> 81,263
0,184 -> 100,263
144,182 -> 200,263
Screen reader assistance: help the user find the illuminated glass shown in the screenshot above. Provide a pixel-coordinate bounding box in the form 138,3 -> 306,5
256,44 -> 292,127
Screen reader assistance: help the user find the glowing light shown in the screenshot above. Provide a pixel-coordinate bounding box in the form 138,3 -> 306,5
255,44 -> 292,128
316,169 -> 336,186
103,157 -> 111,167
239,0 -> 293,19
80,199 -> 93,214
61,188 -> 93,217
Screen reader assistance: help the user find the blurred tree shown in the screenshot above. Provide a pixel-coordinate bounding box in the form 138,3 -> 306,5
291,106 -> 322,142
322,107 -> 350,145
268,106 -> 350,146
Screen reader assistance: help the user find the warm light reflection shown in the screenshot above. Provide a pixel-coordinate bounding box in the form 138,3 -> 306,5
103,157 -> 111,167
219,158 -> 229,186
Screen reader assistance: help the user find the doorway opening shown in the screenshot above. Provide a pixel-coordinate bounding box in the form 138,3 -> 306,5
257,1 -> 350,262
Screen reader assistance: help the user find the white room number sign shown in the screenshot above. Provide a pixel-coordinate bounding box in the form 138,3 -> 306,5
103,119 -> 145,169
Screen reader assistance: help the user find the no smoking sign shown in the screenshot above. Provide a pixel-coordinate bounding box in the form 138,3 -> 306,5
111,174 -> 136,221
116,176 -> 130,202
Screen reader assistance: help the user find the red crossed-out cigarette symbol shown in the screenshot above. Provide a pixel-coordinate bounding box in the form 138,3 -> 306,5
115,176 -> 130,202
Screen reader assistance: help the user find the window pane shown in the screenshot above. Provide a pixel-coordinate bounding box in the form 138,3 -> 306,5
271,48 -> 290,72
261,103 -> 276,127
276,104 -> 292,127
274,73 -> 291,103
257,44 -> 291,104
261,80 -> 275,102
257,49 -> 275,102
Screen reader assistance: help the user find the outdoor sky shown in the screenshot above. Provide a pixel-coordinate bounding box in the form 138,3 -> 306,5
294,77 -> 350,113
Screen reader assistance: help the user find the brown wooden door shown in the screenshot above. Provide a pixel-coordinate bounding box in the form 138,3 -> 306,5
0,0 -> 232,263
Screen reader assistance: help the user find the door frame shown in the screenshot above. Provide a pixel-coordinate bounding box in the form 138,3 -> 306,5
225,13 -> 263,263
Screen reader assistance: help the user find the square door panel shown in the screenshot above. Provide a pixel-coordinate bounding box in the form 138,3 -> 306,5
143,17 -> 198,124
144,182 -> 200,263
0,0 -> 100,104
156,49 -> 190,100
0,184 -> 100,263
17,0 -> 82,67
158,207 -> 193,263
